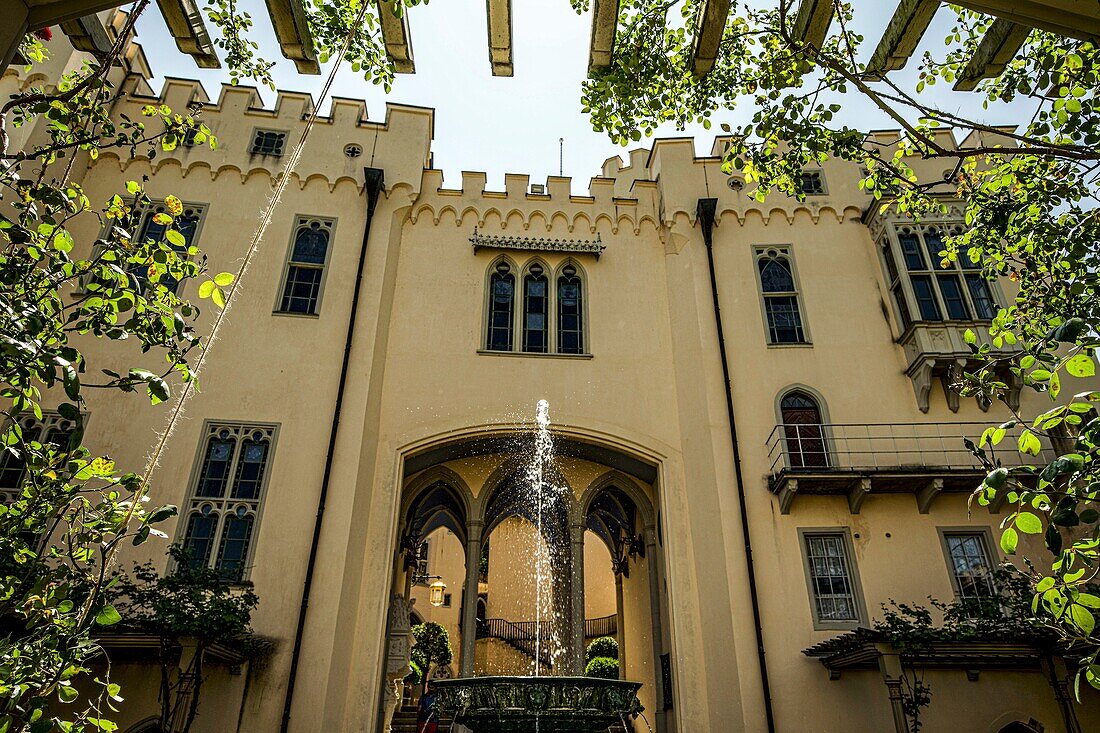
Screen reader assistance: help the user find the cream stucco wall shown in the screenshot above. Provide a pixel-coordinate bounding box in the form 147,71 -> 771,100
5,26 -> 1099,733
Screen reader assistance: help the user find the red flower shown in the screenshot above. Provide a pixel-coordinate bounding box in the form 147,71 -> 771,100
33,27 -> 52,41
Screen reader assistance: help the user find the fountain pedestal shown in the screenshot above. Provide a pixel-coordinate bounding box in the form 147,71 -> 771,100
432,676 -> 643,733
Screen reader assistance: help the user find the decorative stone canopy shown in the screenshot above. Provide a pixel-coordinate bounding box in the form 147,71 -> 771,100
470,228 -> 605,259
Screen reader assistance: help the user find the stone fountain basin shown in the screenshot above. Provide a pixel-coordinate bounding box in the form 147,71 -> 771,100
432,676 -> 643,733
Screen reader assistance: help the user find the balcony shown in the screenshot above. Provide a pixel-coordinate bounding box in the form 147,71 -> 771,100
765,422 -> 1055,514
899,321 -> 1020,413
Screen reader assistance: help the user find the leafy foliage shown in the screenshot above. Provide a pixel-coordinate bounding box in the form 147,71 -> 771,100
582,0 -> 1100,691
108,546 -> 261,733
585,635 -> 619,664
410,622 -> 452,689
1,10 -> 233,730
584,656 -> 620,680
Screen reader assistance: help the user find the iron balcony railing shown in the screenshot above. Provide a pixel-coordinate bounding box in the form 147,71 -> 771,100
766,422 -> 1057,476
583,614 -> 617,639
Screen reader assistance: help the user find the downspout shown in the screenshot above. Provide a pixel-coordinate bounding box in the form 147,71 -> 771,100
280,167 -> 386,733
697,198 -> 776,733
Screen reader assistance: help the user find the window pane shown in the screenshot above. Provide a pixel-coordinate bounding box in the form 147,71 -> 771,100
805,534 -> 858,622
182,510 -> 217,568
291,224 -> 329,265
891,284 -> 912,329
232,438 -> 269,499
899,232 -> 925,271
937,275 -> 970,320
280,265 -> 324,314
523,275 -> 549,353
487,272 -> 514,351
215,512 -> 254,581
923,229 -> 946,268
558,275 -> 583,354
946,533 -> 996,601
758,257 -> 795,293
764,295 -> 806,344
197,436 -> 235,497
911,275 -> 941,320
966,275 -> 997,319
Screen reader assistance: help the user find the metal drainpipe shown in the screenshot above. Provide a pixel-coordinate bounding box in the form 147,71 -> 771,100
697,198 -> 776,733
279,167 -> 385,733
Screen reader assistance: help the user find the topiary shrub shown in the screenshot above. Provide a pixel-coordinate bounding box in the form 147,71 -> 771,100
585,636 -> 619,663
585,656 -> 620,680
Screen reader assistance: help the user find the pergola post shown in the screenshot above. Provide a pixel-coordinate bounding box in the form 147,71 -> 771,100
459,520 -> 483,677
877,648 -> 910,733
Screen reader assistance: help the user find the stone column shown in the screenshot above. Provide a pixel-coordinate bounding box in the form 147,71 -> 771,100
459,520 -> 483,677
645,526 -> 668,733
382,595 -> 415,733
569,521 -> 587,675
614,571 -> 626,677
877,649 -> 909,733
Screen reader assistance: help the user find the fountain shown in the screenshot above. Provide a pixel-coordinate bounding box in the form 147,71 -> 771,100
431,401 -> 644,732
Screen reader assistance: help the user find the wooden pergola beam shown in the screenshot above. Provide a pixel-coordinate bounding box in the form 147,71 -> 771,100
955,0 -> 1100,41
790,0 -> 834,51
264,0 -> 320,75
59,13 -> 113,57
155,0 -> 219,69
691,0 -> 731,77
376,0 -> 414,74
486,0 -> 512,76
865,0 -> 940,75
953,18 -> 1029,91
588,0 -> 619,71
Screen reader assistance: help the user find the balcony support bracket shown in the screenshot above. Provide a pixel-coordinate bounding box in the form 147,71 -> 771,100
909,357 -> 935,413
847,477 -> 872,514
917,478 -> 943,514
778,478 -> 798,515
942,358 -> 966,413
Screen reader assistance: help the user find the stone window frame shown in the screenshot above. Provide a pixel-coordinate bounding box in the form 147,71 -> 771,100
480,254 -> 591,358
797,527 -> 868,631
752,245 -> 812,347
0,411 -> 83,504
249,128 -> 288,156
937,526 -> 999,603
273,215 -> 337,317
877,222 -> 1005,332
177,420 -> 280,583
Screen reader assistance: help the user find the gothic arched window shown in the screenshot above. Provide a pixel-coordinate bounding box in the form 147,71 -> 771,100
780,391 -> 828,468
757,249 -> 807,344
486,260 -> 515,351
278,218 -> 334,315
557,263 -> 584,354
523,263 -> 549,353
180,424 -> 275,581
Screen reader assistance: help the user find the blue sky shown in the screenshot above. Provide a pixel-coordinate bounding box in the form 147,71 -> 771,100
133,1 -> 1031,190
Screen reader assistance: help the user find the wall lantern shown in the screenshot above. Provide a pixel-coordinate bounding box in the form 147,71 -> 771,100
429,580 -> 447,607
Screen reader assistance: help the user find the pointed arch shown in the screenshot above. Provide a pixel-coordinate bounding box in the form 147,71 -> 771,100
521,258 -> 551,353
776,386 -> 830,469
484,255 -> 518,352
554,258 -> 587,355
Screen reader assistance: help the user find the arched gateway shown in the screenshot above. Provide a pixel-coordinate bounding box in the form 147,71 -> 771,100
382,429 -> 673,732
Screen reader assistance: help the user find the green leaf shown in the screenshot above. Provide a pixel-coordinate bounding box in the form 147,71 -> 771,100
1018,430 -> 1042,456
1069,604 -> 1095,636
95,605 -> 122,626
211,288 -> 226,308
165,229 -> 186,248
1036,577 -> 1055,592
1066,353 -> 1096,378
1001,527 -> 1019,554
1016,512 -> 1043,534
214,272 -> 234,287
198,280 -> 215,299
126,180 -> 141,195
57,685 -> 78,703
1078,593 -> 1100,608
